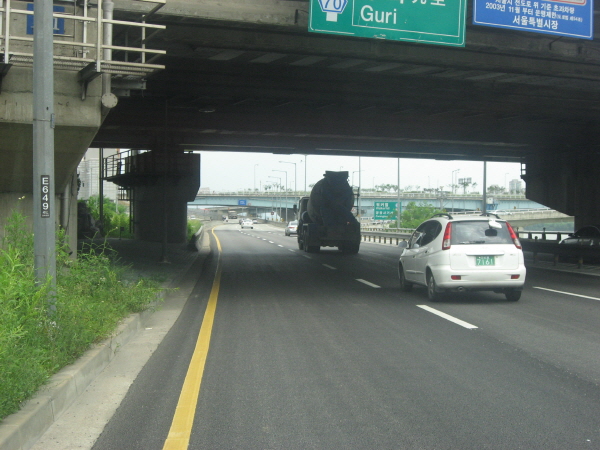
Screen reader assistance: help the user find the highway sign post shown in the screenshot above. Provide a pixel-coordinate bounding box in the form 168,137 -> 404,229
309,0 -> 466,47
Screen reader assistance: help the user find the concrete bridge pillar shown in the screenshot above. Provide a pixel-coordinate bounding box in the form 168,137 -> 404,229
0,67 -> 103,251
133,181 -> 190,243
524,149 -> 600,229
105,151 -> 200,243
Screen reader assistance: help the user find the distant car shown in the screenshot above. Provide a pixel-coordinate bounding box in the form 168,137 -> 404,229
252,219 -> 258,224
398,213 -> 525,301
241,219 -> 254,229
285,220 -> 298,236
559,225 -> 600,247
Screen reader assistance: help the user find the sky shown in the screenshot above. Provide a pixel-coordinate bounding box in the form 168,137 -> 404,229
197,151 -> 524,193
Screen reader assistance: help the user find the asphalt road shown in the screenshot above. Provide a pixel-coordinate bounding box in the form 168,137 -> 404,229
80,223 -> 600,449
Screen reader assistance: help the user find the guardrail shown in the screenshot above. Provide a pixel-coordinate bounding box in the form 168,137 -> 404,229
520,239 -> 600,268
360,230 -> 600,269
361,231 -> 411,246
517,231 -> 569,241
0,0 -> 165,84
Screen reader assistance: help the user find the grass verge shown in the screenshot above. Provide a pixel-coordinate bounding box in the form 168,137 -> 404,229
0,211 -> 161,420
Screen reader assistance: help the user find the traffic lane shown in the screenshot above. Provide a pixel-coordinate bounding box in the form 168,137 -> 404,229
191,228 -> 600,449
413,269 -> 600,386
247,228 -> 402,289
526,265 -> 600,299
91,240 -> 221,450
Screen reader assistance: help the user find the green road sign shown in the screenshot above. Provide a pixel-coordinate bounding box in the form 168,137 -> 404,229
309,0 -> 466,47
374,201 -> 399,220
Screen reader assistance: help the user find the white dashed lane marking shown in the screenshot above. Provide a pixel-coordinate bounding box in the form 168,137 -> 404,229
534,287 -> 600,301
417,305 -> 478,330
356,279 -> 380,288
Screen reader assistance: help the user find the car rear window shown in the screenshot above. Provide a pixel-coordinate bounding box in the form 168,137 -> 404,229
451,221 -> 513,245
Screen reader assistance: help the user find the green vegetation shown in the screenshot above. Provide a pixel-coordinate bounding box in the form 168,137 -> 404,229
390,201 -> 445,229
187,218 -> 204,242
84,195 -> 132,238
0,211 -> 161,420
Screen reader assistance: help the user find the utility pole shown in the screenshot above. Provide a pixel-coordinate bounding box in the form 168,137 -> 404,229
33,0 -> 56,305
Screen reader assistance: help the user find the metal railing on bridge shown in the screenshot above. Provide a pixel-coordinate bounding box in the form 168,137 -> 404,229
360,226 -> 599,269
0,0 -> 165,94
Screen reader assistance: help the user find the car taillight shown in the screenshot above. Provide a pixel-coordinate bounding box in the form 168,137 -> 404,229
506,222 -> 522,249
442,223 -> 452,250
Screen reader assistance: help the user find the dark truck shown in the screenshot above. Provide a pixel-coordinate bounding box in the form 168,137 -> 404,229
295,171 -> 361,254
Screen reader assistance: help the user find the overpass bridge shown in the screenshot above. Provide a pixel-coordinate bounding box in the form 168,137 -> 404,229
1,0 -> 599,245
189,193 -> 573,227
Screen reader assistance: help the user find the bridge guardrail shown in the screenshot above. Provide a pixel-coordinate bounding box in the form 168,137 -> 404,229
520,239 -> 600,268
361,231 -> 411,246
0,0 -> 165,89
360,230 -> 600,269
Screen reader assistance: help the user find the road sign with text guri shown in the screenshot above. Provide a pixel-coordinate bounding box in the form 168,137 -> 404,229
309,0 -> 466,47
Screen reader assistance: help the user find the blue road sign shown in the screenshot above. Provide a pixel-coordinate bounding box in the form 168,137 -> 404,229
238,199 -> 247,206
473,0 -> 593,39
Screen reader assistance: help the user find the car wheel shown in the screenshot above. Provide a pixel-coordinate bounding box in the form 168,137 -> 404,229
505,289 -> 521,301
427,272 -> 440,302
399,264 -> 413,292
298,239 -> 304,250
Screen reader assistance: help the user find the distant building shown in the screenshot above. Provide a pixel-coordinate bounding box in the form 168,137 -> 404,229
198,187 -> 212,194
509,179 -> 524,194
77,148 -> 120,201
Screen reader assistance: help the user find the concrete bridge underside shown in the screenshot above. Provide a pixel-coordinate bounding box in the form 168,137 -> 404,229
94,0 -> 600,229
3,0 -> 600,245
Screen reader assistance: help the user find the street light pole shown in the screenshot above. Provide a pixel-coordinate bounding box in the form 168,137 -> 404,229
451,169 -> 460,194
268,176 -> 281,220
279,161 -> 297,192
273,169 -> 288,222
304,156 -> 307,192
397,158 -> 401,228
254,164 -> 258,192
358,156 -> 362,218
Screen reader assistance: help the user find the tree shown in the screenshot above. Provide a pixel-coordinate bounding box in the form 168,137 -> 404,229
487,184 -> 506,194
458,179 -> 472,194
390,201 -> 445,229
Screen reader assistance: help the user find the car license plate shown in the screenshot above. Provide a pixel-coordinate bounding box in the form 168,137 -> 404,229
476,255 -> 495,266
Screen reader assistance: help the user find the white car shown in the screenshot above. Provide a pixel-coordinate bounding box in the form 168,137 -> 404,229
398,213 -> 525,301
285,220 -> 298,236
241,219 -> 254,229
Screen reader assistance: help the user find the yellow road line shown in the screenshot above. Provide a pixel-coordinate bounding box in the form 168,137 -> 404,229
163,229 -> 222,450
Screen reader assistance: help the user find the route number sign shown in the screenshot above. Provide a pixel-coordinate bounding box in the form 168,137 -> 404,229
40,175 -> 51,218
309,0 -> 466,47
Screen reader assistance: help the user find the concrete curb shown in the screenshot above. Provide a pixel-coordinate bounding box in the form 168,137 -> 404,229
0,229 -> 212,450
